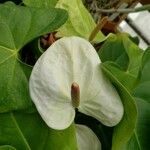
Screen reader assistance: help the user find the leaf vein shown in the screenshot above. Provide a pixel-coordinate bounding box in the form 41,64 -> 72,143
10,113 -> 31,150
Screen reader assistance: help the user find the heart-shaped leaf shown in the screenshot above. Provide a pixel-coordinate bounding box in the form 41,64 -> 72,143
120,98 -> 150,150
122,47 -> 150,150
0,2 -> 68,112
101,62 -> 137,150
56,0 -> 105,43
100,51 -> 150,150
98,31 -> 148,150
0,112 -> 77,150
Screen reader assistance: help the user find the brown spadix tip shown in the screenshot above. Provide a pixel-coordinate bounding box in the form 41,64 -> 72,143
71,82 -> 80,108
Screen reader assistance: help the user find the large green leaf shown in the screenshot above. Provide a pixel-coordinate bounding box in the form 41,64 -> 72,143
101,61 -> 150,150
0,146 -> 16,150
23,0 -> 58,8
0,2 -> 68,112
101,62 -> 137,92
122,48 -> 150,150
101,62 -> 137,150
56,0 -> 105,43
99,33 -> 143,77
98,32 -> 149,150
121,99 -> 150,150
0,112 -> 77,150
133,47 -> 150,103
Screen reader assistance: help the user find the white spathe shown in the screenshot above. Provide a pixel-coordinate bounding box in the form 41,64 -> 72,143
29,36 -> 124,130
76,124 -> 101,150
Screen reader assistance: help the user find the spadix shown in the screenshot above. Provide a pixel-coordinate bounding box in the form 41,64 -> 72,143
29,36 -> 124,130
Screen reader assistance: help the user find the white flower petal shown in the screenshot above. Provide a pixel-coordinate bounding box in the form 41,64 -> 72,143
78,65 -> 124,126
76,124 -> 101,150
29,36 -> 99,129
29,51 -> 75,130
29,36 -> 123,130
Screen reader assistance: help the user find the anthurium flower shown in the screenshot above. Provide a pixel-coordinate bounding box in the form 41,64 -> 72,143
29,36 -> 124,130
76,124 -> 101,150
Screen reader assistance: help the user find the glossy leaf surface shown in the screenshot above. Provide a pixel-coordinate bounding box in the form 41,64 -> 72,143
0,2 -> 67,112
23,0 -> 58,8
134,47 -> 150,103
56,0 -> 105,43
101,62 -> 137,150
99,34 -> 150,150
99,33 -> 143,77
0,112 -> 77,150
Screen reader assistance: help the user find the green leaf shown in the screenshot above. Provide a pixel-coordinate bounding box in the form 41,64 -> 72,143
129,36 -> 140,46
101,61 -> 150,150
99,33 -> 143,77
0,112 -> 77,150
0,146 -> 16,150
101,62 -> 137,150
23,0 -> 58,8
123,48 -> 150,150
121,99 -> 150,150
0,113 -> 31,149
99,33 -> 149,150
101,62 -> 138,92
0,1 -> 21,4
133,47 -> 150,103
0,2 -> 68,112
56,0 -> 105,43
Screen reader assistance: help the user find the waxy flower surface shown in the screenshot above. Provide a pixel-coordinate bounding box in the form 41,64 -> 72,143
29,36 -> 124,130
76,124 -> 101,150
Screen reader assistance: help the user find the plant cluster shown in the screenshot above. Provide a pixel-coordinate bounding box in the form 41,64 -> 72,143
0,0 -> 149,150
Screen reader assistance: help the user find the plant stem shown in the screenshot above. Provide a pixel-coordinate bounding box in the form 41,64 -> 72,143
97,4 -> 150,14
89,16 -> 108,42
103,0 -> 120,8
